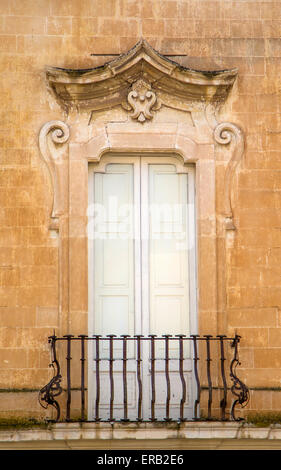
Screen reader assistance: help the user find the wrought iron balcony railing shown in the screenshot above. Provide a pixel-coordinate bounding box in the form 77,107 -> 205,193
39,334 -> 249,423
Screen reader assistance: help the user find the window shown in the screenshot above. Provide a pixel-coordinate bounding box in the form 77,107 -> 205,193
88,154 -> 197,420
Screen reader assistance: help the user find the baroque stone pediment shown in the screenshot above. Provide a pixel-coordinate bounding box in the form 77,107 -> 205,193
40,40 -> 244,232
46,39 -> 237,117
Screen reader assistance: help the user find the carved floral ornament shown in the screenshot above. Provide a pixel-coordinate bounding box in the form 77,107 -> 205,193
39,39 -> 244,231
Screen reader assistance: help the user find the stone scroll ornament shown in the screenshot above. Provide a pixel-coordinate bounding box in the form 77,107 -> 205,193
214,122 -> 245,230
39,120 -> 70,231
126,79 -> 160,123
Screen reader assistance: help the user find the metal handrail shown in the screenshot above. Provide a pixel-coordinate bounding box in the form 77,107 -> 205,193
39,334 -> 249,423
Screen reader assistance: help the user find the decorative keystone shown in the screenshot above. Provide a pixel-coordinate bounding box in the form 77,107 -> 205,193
127,79 -> 159,123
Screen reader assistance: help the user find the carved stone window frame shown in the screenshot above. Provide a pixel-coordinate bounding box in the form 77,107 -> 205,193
39,40 -> 244,336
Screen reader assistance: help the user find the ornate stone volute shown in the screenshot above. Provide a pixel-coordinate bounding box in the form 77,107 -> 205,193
38,120 -> 70,231
126,79 -> 159,123
214,122 -> 245,230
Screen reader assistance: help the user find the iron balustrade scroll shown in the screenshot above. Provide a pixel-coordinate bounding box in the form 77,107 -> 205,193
38,333 -> 63,422
38,334 -> 249,423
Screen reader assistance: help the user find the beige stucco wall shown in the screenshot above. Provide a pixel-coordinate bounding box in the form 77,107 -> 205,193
0,0 -> 281,420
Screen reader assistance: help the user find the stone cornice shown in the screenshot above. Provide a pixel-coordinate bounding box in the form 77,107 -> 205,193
46,39 -> 238,114
1,422 -> 281,449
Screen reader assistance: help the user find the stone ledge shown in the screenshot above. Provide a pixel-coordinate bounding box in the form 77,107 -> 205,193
1,422 -> 281,449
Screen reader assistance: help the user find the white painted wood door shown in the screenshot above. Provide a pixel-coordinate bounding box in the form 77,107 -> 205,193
88,155 -> 197,421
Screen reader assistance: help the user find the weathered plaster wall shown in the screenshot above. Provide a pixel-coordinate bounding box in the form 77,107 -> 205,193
0,0 -> 281,419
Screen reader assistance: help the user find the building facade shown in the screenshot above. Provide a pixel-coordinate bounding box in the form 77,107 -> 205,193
0,0 -> 281,437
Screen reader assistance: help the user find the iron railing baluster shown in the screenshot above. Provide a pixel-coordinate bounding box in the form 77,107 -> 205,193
107,335 -> 116,421
64,334 -> 74,421
79,335 -> 87,421
217,335 -> 227,420
135,335 -> 143,421
94,335 -> 101,421
204,335 -> 213,420
163,335 -> 172,421
122,335 -> 129,421
149,335 -> 156,421
191,334 -> 200,420
176,335 -> 186,421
